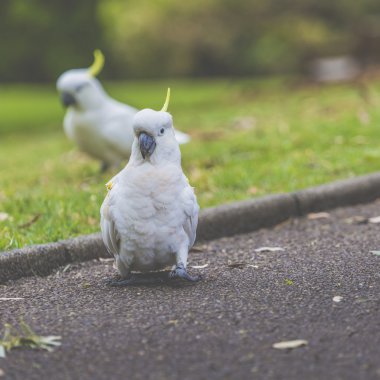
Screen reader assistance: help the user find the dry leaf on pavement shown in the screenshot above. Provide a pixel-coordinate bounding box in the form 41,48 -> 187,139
254,247 -> 284,253
369,216 -> 380,224
273,339 -> 308,349
307,212 -> 330,220
344,216 -> 368,225
227,260 -> 248,269
0,321 -> 61,358
0,298 -> 23,301
190,264 -> 209,269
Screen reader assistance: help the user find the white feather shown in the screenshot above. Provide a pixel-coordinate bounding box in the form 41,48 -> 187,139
100,109 -> 198,276
57,70 -> 190,167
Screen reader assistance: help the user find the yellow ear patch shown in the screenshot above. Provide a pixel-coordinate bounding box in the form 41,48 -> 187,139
88,49 -> 105,77
106,181 -> 113,191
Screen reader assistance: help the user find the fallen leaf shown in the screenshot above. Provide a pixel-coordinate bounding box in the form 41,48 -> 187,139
232,116 -> 257,131
358,109 -> 370,125
99,258 -> 114,263
62,264 -> 71,273
344,216 -> 368,225
188,167 -> 204,182
0,298 -> 23,301
369,216 -> 380,224
87,217 -> 98,226
33,335 -> 61,352
254,247 -> 284,253
190,246 -> 205,253
370,251 -> 380,256
18,214 -> 41,229
247,186 -> 259,195
307,212 -> 330,220
333,296 -> 343,303
284,279 -> 294,285
0,321 -> 61,356
190,263 -> 209,269
238,352 -> 255,363
227,260 -> 248,269
273,339 -> 308,350
0,213 -> 9,223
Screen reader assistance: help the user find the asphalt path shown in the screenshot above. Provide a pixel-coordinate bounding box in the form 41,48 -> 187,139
1,201 -> 380,380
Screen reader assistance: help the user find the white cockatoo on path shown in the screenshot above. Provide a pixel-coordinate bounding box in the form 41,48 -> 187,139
100,89 -> 200,285
56,50 -> 190,171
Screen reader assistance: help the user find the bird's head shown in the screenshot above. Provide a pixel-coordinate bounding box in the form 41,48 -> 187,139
132,88 -> 180,165
56,50 -> 107,111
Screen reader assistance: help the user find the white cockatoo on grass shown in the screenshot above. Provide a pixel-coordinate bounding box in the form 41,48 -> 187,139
100,89 -> 200,285
56,50 -> 190,171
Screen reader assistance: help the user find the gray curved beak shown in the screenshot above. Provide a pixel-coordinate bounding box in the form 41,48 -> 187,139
139,132 -> 156,159
61,92 -> 76,107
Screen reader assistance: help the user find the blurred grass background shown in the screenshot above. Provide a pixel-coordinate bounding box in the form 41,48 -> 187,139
2,77 -> 380,250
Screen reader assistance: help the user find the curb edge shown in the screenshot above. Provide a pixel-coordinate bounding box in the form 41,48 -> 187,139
2,172 -> 380,284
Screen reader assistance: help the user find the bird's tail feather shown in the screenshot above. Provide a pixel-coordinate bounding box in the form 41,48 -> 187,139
174,129 -> 191,145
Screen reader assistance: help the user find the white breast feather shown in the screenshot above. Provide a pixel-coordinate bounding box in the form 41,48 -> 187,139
100,163 -> 198,272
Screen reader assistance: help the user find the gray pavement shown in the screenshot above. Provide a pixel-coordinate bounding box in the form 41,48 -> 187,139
1,201 -> 380,380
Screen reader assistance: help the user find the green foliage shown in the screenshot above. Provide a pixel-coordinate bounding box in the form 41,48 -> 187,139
1,0 -> 380,80
1,78 -> 380,250
0,320 -> 61,358
98,0 -> 380,77
0,0 -> 104,82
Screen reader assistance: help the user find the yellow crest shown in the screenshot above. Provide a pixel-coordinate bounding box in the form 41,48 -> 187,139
160,88 -> 171,112
106,181 -> 113,191
88,49 -> 105,77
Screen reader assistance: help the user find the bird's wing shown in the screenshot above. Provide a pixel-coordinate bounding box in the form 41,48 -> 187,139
100,189 -> 120,256
63,112 -> 75,140
100,105 -> 137,158
181,184 -> 199,249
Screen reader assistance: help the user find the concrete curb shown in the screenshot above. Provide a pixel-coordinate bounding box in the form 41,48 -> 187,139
2,172 -> 380,284
0,234 -> 105,285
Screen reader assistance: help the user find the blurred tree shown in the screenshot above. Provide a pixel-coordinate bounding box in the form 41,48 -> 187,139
1,0 -> 380,81
0,0 -> 104,82
98,0 -> 380,77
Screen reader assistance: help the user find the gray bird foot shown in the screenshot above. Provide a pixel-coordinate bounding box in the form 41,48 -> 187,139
169,264 -> 201,282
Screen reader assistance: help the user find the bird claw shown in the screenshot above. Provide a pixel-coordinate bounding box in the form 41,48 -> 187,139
169,264 -> 201,282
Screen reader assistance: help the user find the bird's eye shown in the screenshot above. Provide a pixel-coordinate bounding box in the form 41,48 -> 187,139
159,128 -> 165,135
75,83 -> 88,92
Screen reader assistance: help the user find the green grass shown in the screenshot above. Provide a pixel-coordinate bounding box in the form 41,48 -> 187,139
1,77 -> 380,250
